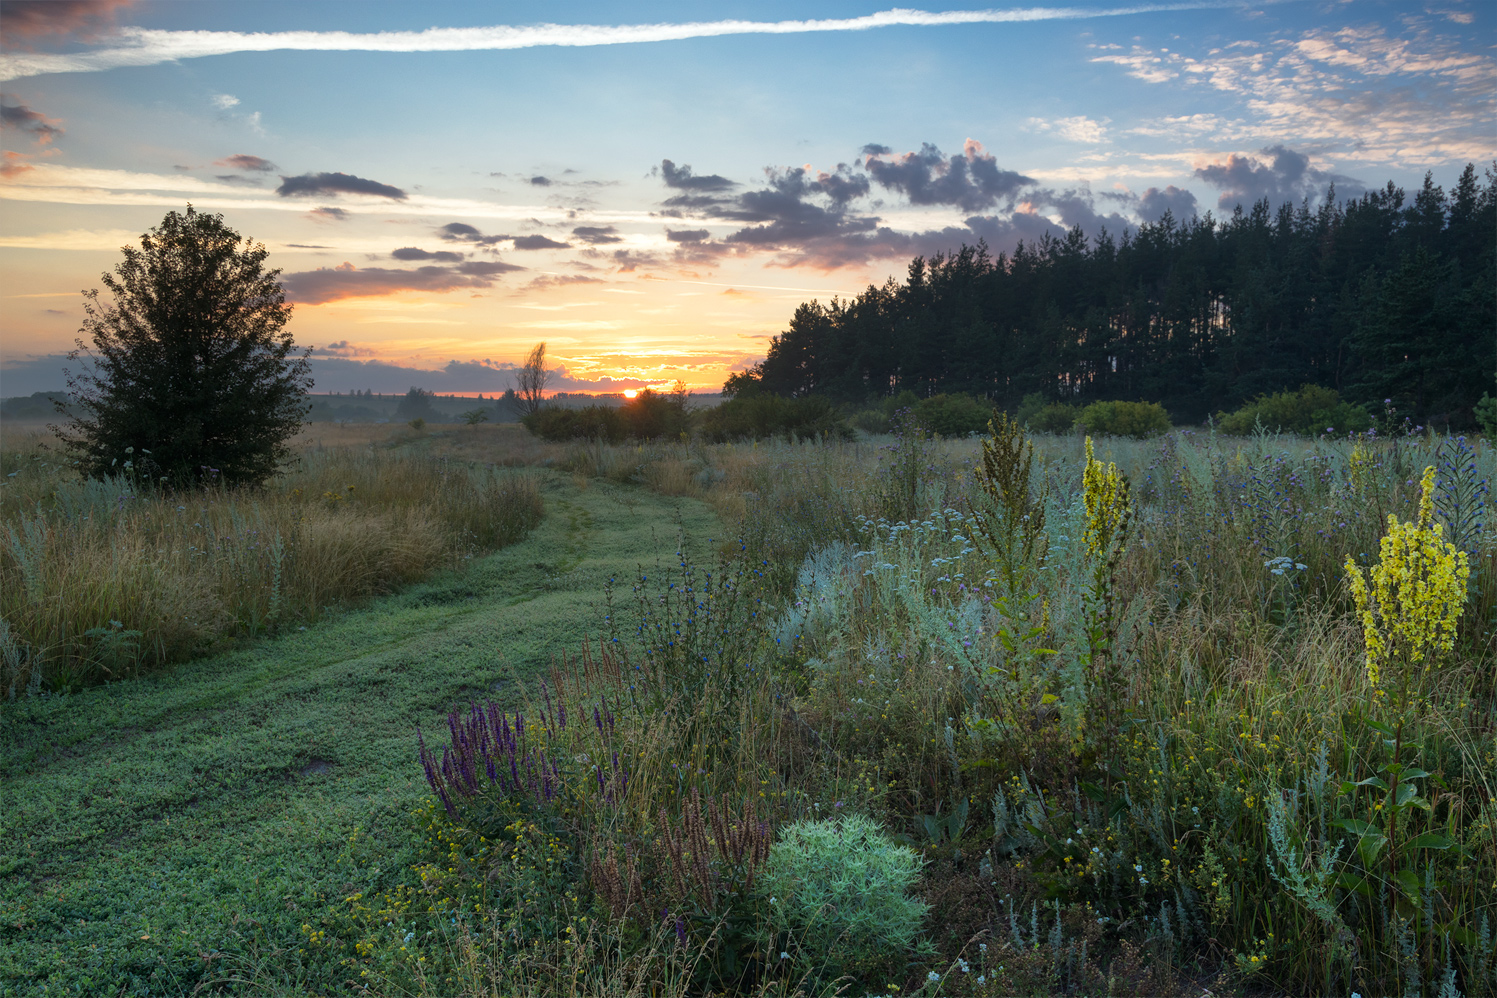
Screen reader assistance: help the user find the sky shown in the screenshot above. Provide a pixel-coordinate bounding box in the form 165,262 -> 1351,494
0,0 -> 1491,397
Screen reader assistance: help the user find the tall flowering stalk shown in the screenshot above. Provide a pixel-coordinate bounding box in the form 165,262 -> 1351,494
1343,466 -> 1470,695
1079,437 -> 1133,769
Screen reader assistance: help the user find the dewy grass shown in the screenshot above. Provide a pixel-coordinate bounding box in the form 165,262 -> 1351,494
0,435 -> 542,690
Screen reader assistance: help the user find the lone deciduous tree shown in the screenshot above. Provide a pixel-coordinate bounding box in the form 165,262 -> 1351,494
516,341 -> 548,416
61,206 -> 312,485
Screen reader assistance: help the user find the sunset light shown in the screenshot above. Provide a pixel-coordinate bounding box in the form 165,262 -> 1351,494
623,389 -> 638,399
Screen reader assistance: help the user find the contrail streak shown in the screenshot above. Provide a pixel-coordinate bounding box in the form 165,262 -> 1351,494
1,3 -> 1280,81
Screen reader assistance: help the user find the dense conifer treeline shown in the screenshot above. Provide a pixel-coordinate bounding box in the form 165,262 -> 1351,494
734,165 -> 1496,426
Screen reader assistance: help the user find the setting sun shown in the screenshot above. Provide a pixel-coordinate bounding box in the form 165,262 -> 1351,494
623,389 -> 638,399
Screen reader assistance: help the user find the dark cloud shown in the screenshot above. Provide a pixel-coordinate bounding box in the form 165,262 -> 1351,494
571,225 -> 623,245
511,234 -> 570,250
529,175 -> 552,186
659,159 -> 736,191
276,171 -> 407,200
308,207 -> 349,222
1137,185 -> 1199,224
216,153 -> 276,172
865,140 -> 1032,213
392,247 -> 464,263
214,174 -> 261,186
608,249 -> 663,272
285,243 -> 333,249
0,98 -> 63,144
666,228 -> 710,243
437,222 -> 506,245
1194,145 -> 1363,211
0,0 -> 134,47
861,143 -> 893,156
282,261 -> 507,304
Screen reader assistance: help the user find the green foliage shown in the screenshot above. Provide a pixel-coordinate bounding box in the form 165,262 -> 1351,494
461,407 -> 490,426
1026,401 -> 1080,434
1217,384 -> 1373,436
756,814 -> 929,980
914,393 -> 993,437
61,206 -> 311,487
1075,399 -> 1171,438
699,394 -> 850,442
1476,393 -> 1497,437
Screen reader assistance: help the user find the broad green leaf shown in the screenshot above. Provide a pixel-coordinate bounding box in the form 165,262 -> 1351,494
1333,818 -> 1377,837
1404,833 -> 1453,851
1355,776 -> 1390,791
1394,783 -> 1418,807
1394,869 -> 1423,905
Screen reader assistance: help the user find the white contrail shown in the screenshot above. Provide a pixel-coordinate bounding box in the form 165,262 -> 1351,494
1,3 -> 1274,81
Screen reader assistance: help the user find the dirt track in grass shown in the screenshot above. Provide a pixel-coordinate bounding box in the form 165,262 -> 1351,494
0,471 -> 721,996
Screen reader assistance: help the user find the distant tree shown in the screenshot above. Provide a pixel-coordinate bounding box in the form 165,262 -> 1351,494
516,342 -> 549,416
495,388 -> 522,420
461,407 -> 490,426
60,205 -> 311,485
396,386 -> 435,421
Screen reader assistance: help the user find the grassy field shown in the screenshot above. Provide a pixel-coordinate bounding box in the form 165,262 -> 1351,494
3,420 -> 1494,997
0,462 -> 721,995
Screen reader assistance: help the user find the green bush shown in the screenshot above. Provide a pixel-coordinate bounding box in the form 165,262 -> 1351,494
700,395 -> 851,442
756,814 -> 929,980
1075,399 -> 1171,438
1020,397 -> 1080,434
914,393 -> 993,436
1216,384 -> 1372,436
1473,392 -> 1497,437
850,408 -> 891,435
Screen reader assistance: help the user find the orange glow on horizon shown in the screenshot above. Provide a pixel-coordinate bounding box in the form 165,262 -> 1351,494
623,389 -> 639,399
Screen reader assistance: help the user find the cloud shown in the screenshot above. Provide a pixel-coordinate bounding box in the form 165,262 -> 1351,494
308,206 -> 349,222
215,153 -> 276,172
457,260 -> 524,276
0,149 -> 33,177
0,0 -> 135,49
211,93 -> 240,110
860,143 -> 893,156
1,5 -> 1261,81
213,174 -> 261,186
571,225 -> 622,244
1136,184 -> 1198,222
1027,115 -> 1108,143
666,228 -> 710,242
510,233 -> 569,250
659,159 -> 735,192
865,140 -> 1033,213
276,171 -> 407,200
1194,145 -> 1361,210
438,221 -> 506,245
0,97 -> 63,143
1091,22 -> 1497,167
517,273 -> 605,293
282,261 -> 507,304
392,246 -> 464,262
528,175 -> 552,186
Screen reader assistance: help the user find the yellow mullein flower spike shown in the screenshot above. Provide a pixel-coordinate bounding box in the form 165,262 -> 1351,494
1343,466 -> 1471,693
1082,437 -> 1131,561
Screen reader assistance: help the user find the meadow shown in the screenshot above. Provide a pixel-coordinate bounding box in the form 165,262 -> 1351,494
1,417 -> 1493,997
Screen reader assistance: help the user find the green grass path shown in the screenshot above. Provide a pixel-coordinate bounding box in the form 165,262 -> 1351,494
0,473 -> 721,996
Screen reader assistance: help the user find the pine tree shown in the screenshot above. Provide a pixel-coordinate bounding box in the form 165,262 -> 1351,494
61,206 -> 311,485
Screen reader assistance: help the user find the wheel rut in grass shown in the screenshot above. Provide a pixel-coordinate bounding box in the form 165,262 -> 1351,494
0,472 -> 720,995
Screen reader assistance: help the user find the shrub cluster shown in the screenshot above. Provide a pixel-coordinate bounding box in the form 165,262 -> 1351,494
699,395 -> 851,442
1216,383 -> 1374,436
522,389 -> 690,442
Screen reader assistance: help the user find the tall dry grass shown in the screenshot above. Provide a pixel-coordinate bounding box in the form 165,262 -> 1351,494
1,428 -> 542,692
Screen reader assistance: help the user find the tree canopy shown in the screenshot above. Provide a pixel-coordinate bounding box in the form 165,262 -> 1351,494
735,165 -> 1496,427
62,206 -> 312,485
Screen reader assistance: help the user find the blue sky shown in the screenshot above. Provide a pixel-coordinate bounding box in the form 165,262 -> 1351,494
1,0 -> 1491,396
